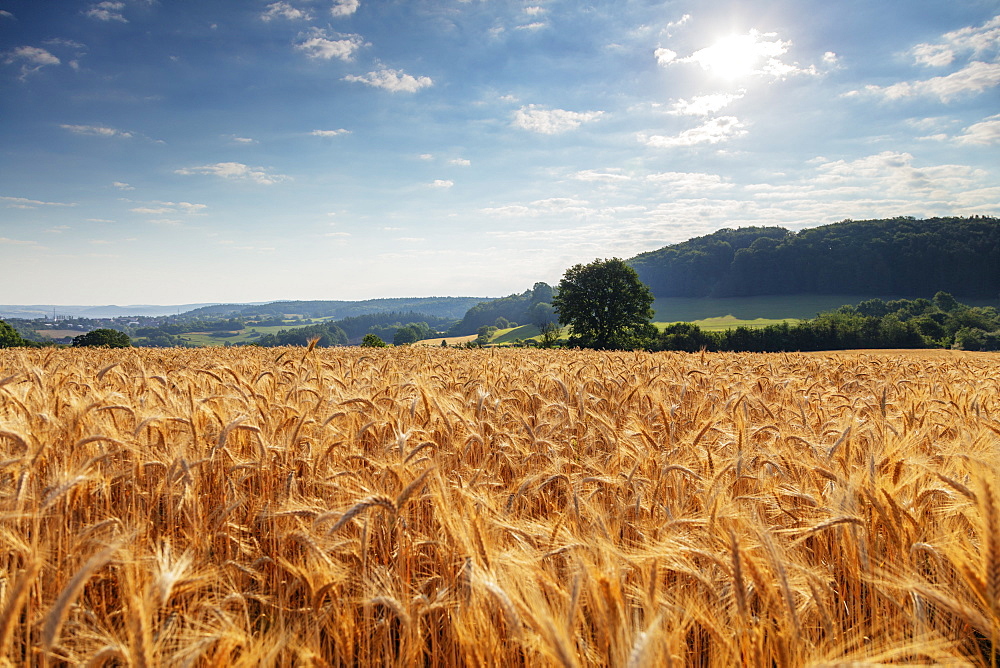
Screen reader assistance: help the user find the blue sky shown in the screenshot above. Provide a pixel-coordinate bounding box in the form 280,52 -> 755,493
2,0 -> 998,305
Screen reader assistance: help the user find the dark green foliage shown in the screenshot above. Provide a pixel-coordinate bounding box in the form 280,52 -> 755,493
360,333 -> 387,347
629,217 -> 1000,298
256,322 -> 348,347
475,325 -> 498,346
537,322 -> 562,349
183,297 -> 484,320
393,322 -> 434,345
553,258 -> 656,350
0,319 -> 28,348
132,330 -> 192,347
334,312 -> 455,341
653,292 -> 1000,352
72,328 -> 131,348
447,282 -> 556,336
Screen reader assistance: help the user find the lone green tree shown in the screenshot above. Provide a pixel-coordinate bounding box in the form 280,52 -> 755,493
552,258 -> 656,350
72,328 -> 131,348
360,333 -> 387,347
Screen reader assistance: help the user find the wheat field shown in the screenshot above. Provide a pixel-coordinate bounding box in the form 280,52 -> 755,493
0,346 -> 998,666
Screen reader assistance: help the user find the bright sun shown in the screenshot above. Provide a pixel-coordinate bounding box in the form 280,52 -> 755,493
696,34 -> 761,79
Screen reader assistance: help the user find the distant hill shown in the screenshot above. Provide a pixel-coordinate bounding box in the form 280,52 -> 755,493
0,303 -> 227,319
627,216 -> 1000,299
181,297 -> 488,321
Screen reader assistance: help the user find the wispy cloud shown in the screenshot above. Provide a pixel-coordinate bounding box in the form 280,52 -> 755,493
853,16 -> 1000,102
130,201 -> 207,215
571,169 -> 630,183
295,29 -> 366,61
85,1 -> 126,23
3,46 -> 60,77
1,196 -> 76,208
641,116 -> 747,147
260,2 -> 312,22
311,129 -> 350,137
668,91 -> 744,116
855,61 -> 1000,102
512,105 -> 604,134
430,179 -> 454,188
448,158 -> 471,166
175,162 -> 289,185
645,171 -> 734,193
61,124 -> 134,138
343,67 -> 433,92
910,15 -> 1000,67
112,181 -> 134,190
955,114 -> 1000,145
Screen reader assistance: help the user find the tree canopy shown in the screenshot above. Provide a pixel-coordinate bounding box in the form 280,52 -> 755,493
628,216 -> 1000,298
72,328 -> 132,348
552,258 -> 656,350
0,319 -> 27,348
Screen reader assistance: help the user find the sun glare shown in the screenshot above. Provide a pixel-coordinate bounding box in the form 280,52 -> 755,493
697,34 -> 760,79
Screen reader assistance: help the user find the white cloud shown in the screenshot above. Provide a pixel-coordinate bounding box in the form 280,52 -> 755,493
175,162 -> 289,185
912,43 -> 955,67
668,91 -> 744,116
572,169 -> 630,182
665,14 -> 691,32
230,136 -> 257,144
430,179 -> 454,189
0,237 -> 38,246
0,10 -> 14,19
645,172 -> 734,193
482,197 -> 593,218
295,29 -> 366,61
1,196 -> 75,208
311,129 -> 350,137
955,114 -> 1000,145
4,46 -> 60,76
85,1 -> 126,22
449,158 -> 471,166
516,22 -> 546,31
331,0 -> 360,17
858,61 -> 1000,102
911,15 -> 1000,67
112,181 -> 134,190
822,51 -> 839,66
808,151 -> 990,203
343,68 -> 433,93
654,48 -> 676,66
60,124 -> 133,138
641,116 -> 747,147
524,6 -> 545,16
512,105 -> 604,134
131,201 -> 207,216
261,2 -> 312,22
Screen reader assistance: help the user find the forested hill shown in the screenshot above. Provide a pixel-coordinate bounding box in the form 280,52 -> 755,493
182,296 -> 486,320
627,216 -> 1000,298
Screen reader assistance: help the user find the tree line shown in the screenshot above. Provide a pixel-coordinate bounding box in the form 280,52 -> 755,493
628,216 -> 1000,299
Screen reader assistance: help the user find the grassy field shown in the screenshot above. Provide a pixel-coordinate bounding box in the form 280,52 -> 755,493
681,315 -> 798,331
0,346 -> 998,665
652,293 -> 1000,321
